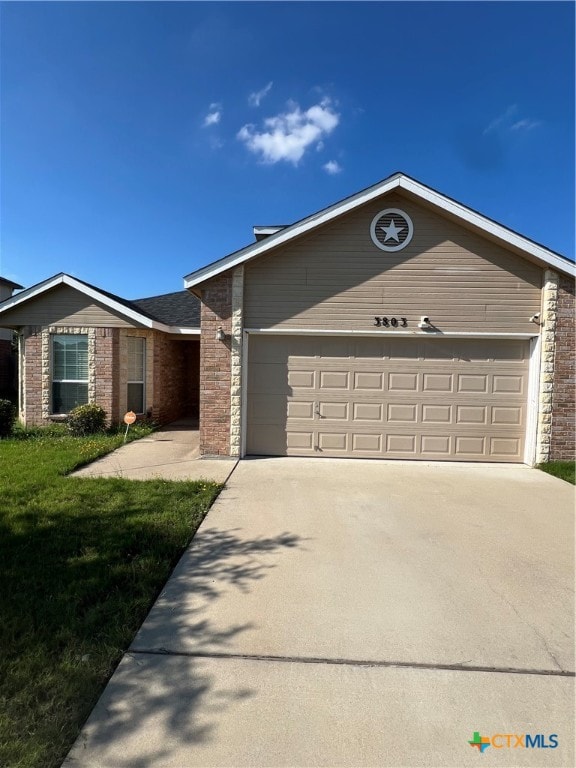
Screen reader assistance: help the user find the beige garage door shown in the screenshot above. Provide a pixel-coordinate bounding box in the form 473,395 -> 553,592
246,336 -> 530,462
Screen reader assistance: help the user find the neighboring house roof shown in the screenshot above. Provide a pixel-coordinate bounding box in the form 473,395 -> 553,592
0,276 -> 24,290
184,172 -> 575,289
0,273 -> 200,334
132,291 -> 200,327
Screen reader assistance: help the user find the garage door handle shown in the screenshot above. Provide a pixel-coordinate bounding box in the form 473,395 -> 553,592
315,402 -> 321,417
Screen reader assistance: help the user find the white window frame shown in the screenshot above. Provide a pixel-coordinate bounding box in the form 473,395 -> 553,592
127,336 -> 146,415
51,333 -> 89,415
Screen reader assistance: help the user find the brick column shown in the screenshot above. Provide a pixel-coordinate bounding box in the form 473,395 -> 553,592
535,270 -> 558,463
550,274 -> 575,460
23,328 -> 43,425
199,274 -> 232,455
94,328 -> 120,425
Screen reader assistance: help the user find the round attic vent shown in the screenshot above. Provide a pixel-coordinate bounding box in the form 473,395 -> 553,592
370,208 -> 413,252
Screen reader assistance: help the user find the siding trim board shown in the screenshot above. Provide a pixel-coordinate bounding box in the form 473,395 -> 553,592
245,329 -> 536,339
525,335 -> 542,466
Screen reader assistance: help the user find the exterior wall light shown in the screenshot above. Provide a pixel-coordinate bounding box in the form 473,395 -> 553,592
418,316 -> 431,329
215,326 -> 225,341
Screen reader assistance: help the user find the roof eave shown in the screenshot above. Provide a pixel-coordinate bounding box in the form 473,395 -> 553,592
183,173 -> 574,289
0,273 -> 179,332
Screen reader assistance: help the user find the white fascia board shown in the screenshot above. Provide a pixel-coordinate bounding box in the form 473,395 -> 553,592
0,273 -> 176,333
168,327 -> 201,335
253,226 -> 287,236
62,276 -> 171,329
184,173 -> 574,289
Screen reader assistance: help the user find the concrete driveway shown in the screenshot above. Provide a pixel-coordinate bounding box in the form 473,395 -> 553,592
66,459 -> 574,767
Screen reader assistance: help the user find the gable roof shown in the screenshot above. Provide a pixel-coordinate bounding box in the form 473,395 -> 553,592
184,172 -> 575,289
0,273 -> 200,333
132,291 -> 200,327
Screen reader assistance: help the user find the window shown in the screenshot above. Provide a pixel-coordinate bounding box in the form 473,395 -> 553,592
52,334 -> 89,414
127,337 -> 145,414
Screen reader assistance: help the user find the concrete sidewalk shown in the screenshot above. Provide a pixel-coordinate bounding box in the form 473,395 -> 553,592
65,459 -> 575,767
71,419 -> 236,483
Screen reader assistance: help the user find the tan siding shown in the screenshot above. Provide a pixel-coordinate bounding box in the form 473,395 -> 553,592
0,285 -> 140,328
244,195 -> 543,333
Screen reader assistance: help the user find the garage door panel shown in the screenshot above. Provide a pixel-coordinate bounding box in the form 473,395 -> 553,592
287,401 -> 315,420
247,336 -> 529,462
492,406 -> 522,425
387,403 -> 418,422
458,374 -> 488,393
353,402 -> 383,421
319,371 -> 350,390
388,372 -> 418,391
354,371 -> 384,390
386,434 -> 417,453
318,432 -> 347,451
456,405 -> 487,425
493,374 -> 524,394
491,437 -> 521,456
352,433 -> 382,452
455,436 -> 486,456
286,432 -> 314,450
422,404 -> 452,423
319,402 -> 348,420
423,373 -> 453,392
421,435 -> 451,455
288,369 -> 315,389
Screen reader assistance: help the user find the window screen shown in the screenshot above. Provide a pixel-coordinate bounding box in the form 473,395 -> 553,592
127,337 -> 145,413
52,335 -> 89,414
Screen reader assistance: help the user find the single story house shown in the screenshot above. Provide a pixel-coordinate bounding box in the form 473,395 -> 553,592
1,173 -> 574,465
0,276 -> 201,425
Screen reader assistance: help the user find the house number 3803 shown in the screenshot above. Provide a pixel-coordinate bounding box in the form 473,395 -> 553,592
374,316 -> 408,328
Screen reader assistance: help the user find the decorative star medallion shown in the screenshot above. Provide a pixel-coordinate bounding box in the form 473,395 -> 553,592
380,219 -> 404,242
370,208 -> 414,252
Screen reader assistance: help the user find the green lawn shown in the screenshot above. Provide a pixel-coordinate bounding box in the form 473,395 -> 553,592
537,460 -> 575,485
0,427 -> 222,768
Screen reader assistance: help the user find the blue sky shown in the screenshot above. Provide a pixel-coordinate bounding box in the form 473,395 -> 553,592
1,1 -> 574,298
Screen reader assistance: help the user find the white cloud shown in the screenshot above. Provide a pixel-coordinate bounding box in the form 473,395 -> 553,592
203,102 -> 222,127
484,105 -> 540,135
248,81 -> 273,107
237,98 -> 340,165
483,104 -> 517,135
323,160 -> 342,175
510,118 -> 540,132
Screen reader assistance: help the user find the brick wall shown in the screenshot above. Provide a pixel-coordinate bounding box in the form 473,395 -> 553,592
550,275 -> 575,460
199,274 -> 232,455
23,329 -> 43,424
22,326 -> 118,426
152,334 -> 200,425
94,328 -> 120,425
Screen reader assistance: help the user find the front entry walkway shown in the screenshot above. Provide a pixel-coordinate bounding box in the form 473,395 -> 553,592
65,459 -> 574,767
71,419 -> 236,483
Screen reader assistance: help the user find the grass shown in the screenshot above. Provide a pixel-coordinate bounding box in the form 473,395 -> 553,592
537,460 -> 575,485
0,426 -> 222,768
